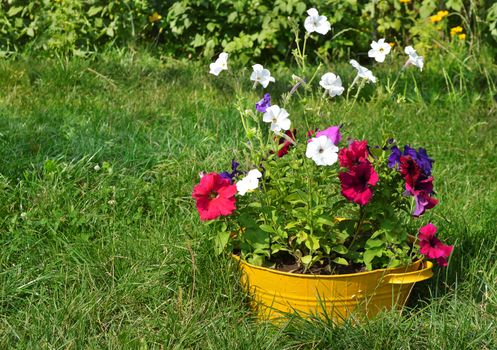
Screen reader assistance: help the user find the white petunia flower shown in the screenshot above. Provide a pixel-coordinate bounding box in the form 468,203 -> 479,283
304,8 -> 331,35
368,38 -> 391,63
319,72 -> 345,97
404,46 -> 424,71
262,105 -> 291,132
350,59 -> 377,84
209,52 -> 228,76
236,169 -> 262,196
305,135 -> 339,166
250,64 -> 275,88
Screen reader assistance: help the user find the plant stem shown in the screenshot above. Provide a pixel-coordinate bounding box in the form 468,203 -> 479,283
346,75 -> 359,100
301,33 -> 309,73
307,62 -> 322,87
348,205 -> 366,250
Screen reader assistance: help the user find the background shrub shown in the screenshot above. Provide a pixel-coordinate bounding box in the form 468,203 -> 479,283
0,0 -> 496,61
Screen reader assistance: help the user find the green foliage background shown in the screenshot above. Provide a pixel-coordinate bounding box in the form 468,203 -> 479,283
1,0 -> 496,61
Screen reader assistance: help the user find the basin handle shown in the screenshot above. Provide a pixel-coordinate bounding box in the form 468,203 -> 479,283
383,260 -> 434,285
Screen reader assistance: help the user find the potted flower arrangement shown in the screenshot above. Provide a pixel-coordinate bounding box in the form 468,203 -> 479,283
193,8 -> 453,322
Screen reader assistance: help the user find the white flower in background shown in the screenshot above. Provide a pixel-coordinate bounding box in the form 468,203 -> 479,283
304,8 -> 331,35
209,52 -> 228,76
236,169 -> 262,196
350,59 -> 377,83
319,73 -> 344,97
250,64 -> 275,88
368,38 -> 391,63
262,105 -> 291,132
404,46 -> 424,71
306,135 -> 339,166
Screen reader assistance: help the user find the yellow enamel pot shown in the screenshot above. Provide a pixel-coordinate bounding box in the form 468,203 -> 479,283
233,255 -> 433,323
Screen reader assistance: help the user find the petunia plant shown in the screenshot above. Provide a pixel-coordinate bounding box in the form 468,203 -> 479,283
194,7 -> 452,274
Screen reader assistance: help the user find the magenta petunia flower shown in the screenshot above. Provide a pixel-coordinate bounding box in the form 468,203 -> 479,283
339,160 -> 379,206
338,140 -> 369,168
418,223 -> 453,266
408,177 -> 438,216
192,173 -> 237,221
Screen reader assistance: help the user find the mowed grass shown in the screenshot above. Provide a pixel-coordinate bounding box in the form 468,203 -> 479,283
0,51 -> 496,349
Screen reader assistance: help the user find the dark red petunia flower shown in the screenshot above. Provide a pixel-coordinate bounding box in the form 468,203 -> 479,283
418,223 -> 453,266
192,172 -> 237,221
278,129 -> 296,157
339,160 -> 379,206
399,155 -> 421,189
338,140 -> 369,168
401,156 -> 438,216
306,129 -> 317,139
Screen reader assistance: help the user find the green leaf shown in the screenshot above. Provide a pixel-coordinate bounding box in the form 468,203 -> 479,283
193,33 -> 205,47
244,228 -> 270,250
247,255 -> 264,266
7,6 -> 23,17
284,221 -> 298,230
259,224 -> 276,233
369,146 -> 383,159
248,202 -> 262,208
296,231 -> 307,244
333,257 -> 348,265
227,12 -> 237,23
285,192 -> 306,204
206,22 -> 217,32
296,2 -> 306,15
305,235 -> 320,251
105,27 -> 114,37
214,231 -> 230,255
365,238 -> 384,249
446,0 -> 463,11
301,255 -> 312,265
363,248 -> 383,265
316,215 -> 334,226
332,245 -> 348,254
88,6 -> 103,17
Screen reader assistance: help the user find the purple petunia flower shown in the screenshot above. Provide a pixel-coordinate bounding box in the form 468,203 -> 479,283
219,159 -> 240,184
255,93 -> 271,113
388,145 -> 433,176
388,145 -> 402,169
416,148 -> 434,176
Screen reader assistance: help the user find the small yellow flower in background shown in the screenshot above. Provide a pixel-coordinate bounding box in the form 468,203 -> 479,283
389,42 -> 395,47
400,0 -> 410,3
458,33 -> 466,40
149,12 -> 162,23
450,26 -> 463,35
437,10 -> 449,18
430,15 -> 442,23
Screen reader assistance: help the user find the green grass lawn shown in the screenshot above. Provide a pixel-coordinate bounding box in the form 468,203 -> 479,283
0,51 -> 496,349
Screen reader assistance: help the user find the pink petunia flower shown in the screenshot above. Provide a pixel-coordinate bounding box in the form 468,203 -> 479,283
315,126 -> 342,146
